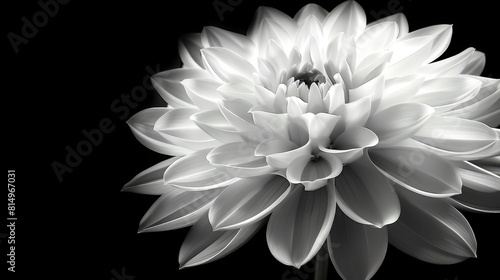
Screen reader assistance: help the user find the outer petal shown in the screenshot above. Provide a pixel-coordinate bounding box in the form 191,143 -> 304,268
122,157 -> 179,194
366,13 -> 409,38
201,47 -> 256,84
267,184 -> 336,268
356,21 -> 398,54
454,161 -> 500,192
154,108 -> 221,150
389,187 -> 477,264
190,110 -> 244,143
328,210 -> 388,280
461,50 -> 486,75
178,33 -> 204,68
127,108 -> 193,156
449,160 -> 500,213
378,75 -> 424,111
139,188 -> 223,233
323,0 -> 366,38
163,148 -> 237,190
181,78 -> 223,110
450,185 -> 500,213
201,26 -> 257,61
366,103 -> 434,145
207,142 -> 275,177
247,6 -> 297,47
251,18 -> 295,55
399,24 -> 453,64
412,116 -> 499,154
152,68 -> 210,108
294,3 -> 328,24
385,36 -> 434,77
335,156 -> 400,227
286,153 -> 343,191
411,76 -> 482,113
368,147 -> 462,197
209,175 -> 291,230
319,127 -> 378,164
419,47 -> 475,77
179,214 -> 262,268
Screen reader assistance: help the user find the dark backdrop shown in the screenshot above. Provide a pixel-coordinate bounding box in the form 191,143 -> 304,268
4,0 -> 499,279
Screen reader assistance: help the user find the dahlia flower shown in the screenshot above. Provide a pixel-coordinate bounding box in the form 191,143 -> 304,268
124,1 -> 500,279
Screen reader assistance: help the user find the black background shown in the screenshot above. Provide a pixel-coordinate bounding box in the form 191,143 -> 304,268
4,0 -> 499,279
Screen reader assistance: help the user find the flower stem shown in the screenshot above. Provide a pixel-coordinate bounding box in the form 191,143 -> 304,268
314,243 -> 329,280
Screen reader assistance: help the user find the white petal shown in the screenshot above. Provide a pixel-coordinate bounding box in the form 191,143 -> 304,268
154,108 -> 220,150
218,99 -> 257,133
400,24 -> 453,64
325,83 -> 345,113
122,157 -> 179,194
286,153 -> 343,191
389,187 -> 477,264
152,68 -> 210,108
349,74 -> 385,112
252,111 -> 290,139
419,47 -> 475,77
454,161 -> 500,192
335,156 -> 400,227
295,15 -> 324,59
217,82 -> 256,103
319,127 -> 378,164
461,50 -> 486,75
323,0 -> 366,38
265,39 -> 289,76
378,74 -> 424,112
301,113 -> 342,149
252,18 -> 295,55
247,6 -> 297,47
352,51 -> 392,87
201,26 -> 257,61
201,47 -> 256,84
209,175 -> 290,230
450,185 -> 500,213
254,84 -> 276,106
444,77 -> 500,122
255,137 -> 299,156
367,103 -> 434,145
326,33 -> 356,72
471,156 -> 500,176
385,36 -> 434,77
337,96 -> 371,128
163,148 -> 236,190
366,13 -> 409,38
127,108 -> 193,156
190,110 -> 243,143
181,78 -> 223,110
413,116 -> 499,154
328,211 -> 388,280
267,184 -> 336,268
266,142 -> 311,169
294,3 -> 328,24
179,214 -> 262,268
411,76 -> 482,113
369,147 -> 462,197
207,142 -> 275,178
178,33 -> 204,68
356,21 -> 398,53
139,188 -> 223,233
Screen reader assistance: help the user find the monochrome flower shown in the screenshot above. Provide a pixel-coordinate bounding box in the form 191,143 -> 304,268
124,1 -> 500,279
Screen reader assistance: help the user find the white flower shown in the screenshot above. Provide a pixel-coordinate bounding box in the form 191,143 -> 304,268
124,1 -> 500,279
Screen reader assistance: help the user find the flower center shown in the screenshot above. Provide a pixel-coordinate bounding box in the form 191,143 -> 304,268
311,155 -> 321,162
294,69 -> 326,89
